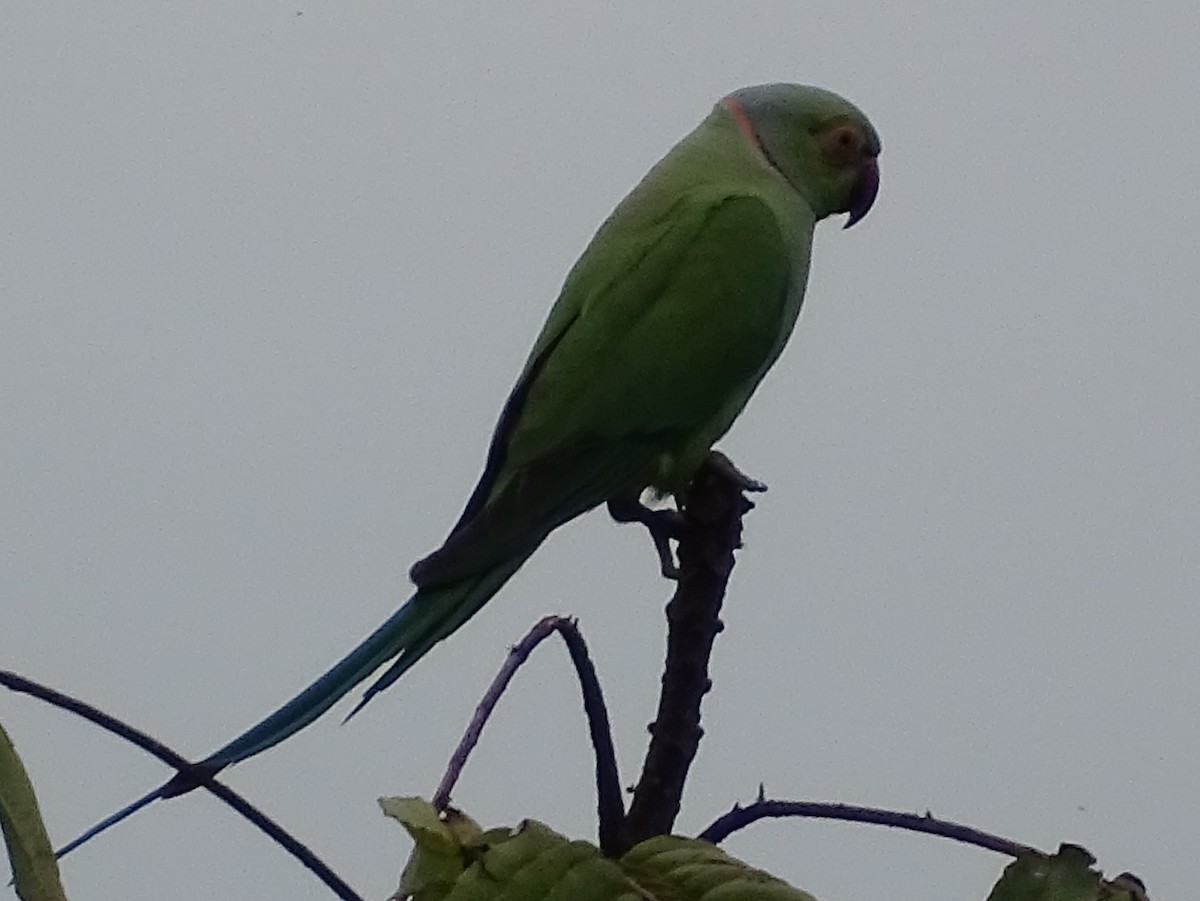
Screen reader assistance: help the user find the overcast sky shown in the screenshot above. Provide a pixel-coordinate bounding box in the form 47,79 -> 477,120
3,3 -> 1198,900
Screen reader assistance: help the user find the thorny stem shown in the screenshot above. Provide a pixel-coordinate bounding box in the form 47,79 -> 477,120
622,451 -> 762,849
0,670 -> 363,901
432,615 -> 625,855
699,797 -> 1034,858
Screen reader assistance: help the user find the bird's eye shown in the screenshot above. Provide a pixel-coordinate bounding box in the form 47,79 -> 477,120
820,124 -> 865,166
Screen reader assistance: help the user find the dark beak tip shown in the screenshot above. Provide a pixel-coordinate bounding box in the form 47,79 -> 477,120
843,158 -> 880,229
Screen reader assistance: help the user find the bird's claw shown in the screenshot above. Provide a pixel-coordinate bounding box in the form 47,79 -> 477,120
608,454 -> 764,579
607,498 -> 686,580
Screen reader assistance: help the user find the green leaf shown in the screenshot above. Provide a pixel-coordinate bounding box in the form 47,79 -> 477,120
986,844 -> 1147,901
0,721 -> 69,901
386,800 -> 1149,901
623,835 -> 818,901
383,797 -> 816,901
381,796 -> 486,898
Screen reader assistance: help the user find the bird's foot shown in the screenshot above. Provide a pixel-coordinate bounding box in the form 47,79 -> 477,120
607,497 -> 687,580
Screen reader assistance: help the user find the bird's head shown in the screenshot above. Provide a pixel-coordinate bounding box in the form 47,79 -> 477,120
724,83 -> 881,227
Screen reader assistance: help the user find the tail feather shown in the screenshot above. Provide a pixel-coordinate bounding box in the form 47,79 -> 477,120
200,586 -> 432,769
204,554 -> 527,769
348,556 -> 523,719
53,787 -> 162,861
58,555 -> 529,860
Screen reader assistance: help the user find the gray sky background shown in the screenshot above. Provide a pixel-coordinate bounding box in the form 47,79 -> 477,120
3,3 -> 1197,900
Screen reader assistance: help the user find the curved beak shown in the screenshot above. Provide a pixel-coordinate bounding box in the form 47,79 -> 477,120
843,157 -> 880,229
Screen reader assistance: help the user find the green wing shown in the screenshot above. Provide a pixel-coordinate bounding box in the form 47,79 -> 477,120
413,189 -> 791,588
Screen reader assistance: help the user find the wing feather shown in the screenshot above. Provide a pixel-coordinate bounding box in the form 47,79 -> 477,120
412,190 -> 790,588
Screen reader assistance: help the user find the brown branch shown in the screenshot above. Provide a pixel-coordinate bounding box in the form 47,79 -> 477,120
623,451 -> 762,848
0,670 -> 363,901
432,615 -> 626,855
699,798 -> 1034,858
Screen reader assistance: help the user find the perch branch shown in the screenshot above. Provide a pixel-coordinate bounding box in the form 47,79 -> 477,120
623,451 -> 763,848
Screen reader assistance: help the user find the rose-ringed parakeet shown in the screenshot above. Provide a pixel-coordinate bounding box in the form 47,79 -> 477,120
58,82 -> 881,856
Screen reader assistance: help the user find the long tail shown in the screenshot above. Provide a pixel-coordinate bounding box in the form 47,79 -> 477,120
201,553 -> 528,769
56,554 -> 529,860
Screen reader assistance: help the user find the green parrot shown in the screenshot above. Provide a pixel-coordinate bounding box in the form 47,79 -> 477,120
58,82 -> 880,855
